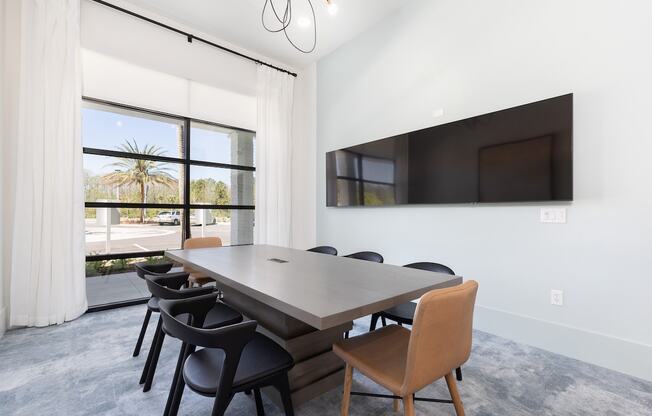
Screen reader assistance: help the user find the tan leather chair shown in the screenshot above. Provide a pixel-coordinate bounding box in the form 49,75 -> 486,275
183,237 -> 222,286
334,280 -> 479,416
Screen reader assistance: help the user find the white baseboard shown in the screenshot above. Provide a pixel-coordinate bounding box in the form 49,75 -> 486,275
0,306 -> 6,339
474,305 -> 652,382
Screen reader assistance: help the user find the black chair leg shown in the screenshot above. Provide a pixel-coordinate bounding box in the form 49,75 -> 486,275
344,330 -> 350,339
165,342 -> 190,416
143,317 -> 165,392
140,315 -> 162,384
381,316 -> 387,327
168,345 -> 196,416
167,374 -> 186,416
133,309 -> 152,357
276,373 -> 294,416
369,313 -> 380,332
456,366 -> 463,381
253,388 -> 265,416
210,392 -> 234,416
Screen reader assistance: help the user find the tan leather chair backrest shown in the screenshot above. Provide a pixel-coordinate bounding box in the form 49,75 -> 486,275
401,280 -> 478,395
183,237 -> 222,250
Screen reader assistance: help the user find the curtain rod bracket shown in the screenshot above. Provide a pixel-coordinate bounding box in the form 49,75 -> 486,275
187,35 -> 193,43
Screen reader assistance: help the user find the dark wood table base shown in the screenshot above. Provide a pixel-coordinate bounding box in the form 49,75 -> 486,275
220,282 -> 351,407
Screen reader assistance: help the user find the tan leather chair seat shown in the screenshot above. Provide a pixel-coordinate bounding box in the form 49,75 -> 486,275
333,325 -> 410,394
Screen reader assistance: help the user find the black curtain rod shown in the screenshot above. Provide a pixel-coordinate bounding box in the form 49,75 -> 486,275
90,0 -> 298,77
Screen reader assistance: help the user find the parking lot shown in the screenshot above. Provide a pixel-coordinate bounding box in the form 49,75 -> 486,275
85,221 -> 232,254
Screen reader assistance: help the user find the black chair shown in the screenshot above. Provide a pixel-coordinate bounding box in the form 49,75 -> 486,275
159,294 -> 295,416
132,262 -> 174,357
344,251 -> 384,263
307,246 -> 338,256
342,251 -> 384,338
139,273 -> 243,393
369,261 -> 464,381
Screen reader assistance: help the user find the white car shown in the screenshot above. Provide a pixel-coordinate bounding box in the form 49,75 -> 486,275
155,210 -> 216,226
156,210 -> 182,225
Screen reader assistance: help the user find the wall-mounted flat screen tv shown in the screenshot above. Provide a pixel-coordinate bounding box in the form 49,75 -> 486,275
326,94 -> 572,207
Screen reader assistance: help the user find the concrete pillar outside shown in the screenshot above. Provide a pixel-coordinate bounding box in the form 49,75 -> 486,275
230,131 -> 255,245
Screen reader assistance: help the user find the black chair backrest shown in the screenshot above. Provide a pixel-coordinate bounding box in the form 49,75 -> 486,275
307,246 -> 338,256
159,295 -> 258,395
134,262 -> 173,279
403,262 -> 455,275
344,251 -> 384,263
160,295 -> 257,347
145,273 -> 215,300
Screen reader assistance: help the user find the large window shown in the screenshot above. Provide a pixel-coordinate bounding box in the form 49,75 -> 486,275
83,99 -> 255,307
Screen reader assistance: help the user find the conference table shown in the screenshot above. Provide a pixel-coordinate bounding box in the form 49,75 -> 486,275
165,245 -> 462,406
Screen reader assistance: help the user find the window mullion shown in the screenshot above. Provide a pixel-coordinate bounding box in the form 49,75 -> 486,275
183,117 -> 191,242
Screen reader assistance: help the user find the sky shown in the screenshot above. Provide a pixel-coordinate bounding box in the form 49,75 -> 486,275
81,106 -> 254,187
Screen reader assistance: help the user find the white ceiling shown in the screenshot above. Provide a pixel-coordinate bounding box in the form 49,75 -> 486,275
122,0 -> 406,69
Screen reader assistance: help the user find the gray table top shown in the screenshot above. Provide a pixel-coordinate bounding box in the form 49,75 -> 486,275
165,245 -> 462,330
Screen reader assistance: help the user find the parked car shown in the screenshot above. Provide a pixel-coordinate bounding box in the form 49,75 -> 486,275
156,210 -> 182,225
155,209 -> 216,226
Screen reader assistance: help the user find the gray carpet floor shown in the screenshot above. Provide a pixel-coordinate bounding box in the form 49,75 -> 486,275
0,304 -> 651,415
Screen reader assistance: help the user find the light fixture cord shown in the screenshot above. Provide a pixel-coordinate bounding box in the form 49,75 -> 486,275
262,0 -> 292,32
262,0 -> 317,54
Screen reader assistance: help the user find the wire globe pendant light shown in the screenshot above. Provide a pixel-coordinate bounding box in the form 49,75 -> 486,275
261,0 -> 318,53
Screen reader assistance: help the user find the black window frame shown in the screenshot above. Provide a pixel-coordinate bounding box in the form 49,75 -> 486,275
83,97 -> 255,303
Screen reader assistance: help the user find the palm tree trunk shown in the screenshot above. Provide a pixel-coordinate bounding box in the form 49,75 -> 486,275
140,181 -> 145,223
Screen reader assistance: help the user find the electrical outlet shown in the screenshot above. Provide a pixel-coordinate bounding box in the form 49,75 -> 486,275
550,289 -> 564,306
540,208 -> 567,223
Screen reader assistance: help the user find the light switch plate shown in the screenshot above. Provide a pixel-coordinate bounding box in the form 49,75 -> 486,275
550,289 -> 564,306
540,208 -> 566,223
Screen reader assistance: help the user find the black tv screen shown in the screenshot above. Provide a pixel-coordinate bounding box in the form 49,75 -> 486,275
326,94 -> 572,206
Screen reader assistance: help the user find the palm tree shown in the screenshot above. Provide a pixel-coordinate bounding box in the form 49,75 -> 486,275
101,139 -> 178,223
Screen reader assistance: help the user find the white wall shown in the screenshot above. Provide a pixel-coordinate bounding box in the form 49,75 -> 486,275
81,0 -> 261,97
316,0 -> 652,380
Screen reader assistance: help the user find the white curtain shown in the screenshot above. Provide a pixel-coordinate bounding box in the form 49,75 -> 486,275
254,66 -> 295,246
4,0 -> 87,327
